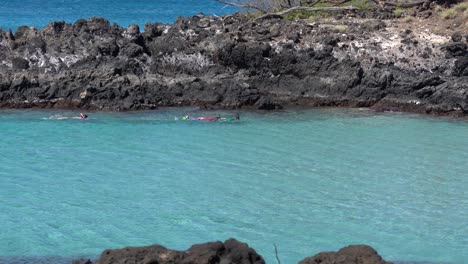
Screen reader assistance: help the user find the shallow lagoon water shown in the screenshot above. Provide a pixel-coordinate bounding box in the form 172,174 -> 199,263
0,108 -> 467,263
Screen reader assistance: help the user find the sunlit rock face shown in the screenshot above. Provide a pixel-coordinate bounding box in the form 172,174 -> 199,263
0,14 -> 466,114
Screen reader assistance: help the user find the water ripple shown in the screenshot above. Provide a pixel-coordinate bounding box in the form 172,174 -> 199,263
0,108 -> 467,264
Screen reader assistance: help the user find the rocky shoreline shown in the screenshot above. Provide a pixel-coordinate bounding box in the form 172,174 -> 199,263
0,11 -> 467,115
72,238 -> 391,264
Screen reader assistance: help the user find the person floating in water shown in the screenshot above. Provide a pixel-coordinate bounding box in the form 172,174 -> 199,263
177,114 -> 239,121
79,113 -> 88,119
220,113 -> 240,121
196,115 -> 219,121
180,115 -> 194,120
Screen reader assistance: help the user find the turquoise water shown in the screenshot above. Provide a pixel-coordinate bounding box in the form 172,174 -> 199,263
0,108 -> 467,264
0,0 -> 236,31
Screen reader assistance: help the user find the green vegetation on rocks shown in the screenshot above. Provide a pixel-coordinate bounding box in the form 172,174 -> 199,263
437,1 -> 468,19
442,8 -> 458,19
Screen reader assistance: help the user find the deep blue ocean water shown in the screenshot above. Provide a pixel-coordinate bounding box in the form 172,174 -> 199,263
0,108 -> 467,264
0,0 -> 237,31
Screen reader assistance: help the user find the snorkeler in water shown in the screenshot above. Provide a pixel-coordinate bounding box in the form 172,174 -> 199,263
220,113 -> 240,121
177,113 -> 239,121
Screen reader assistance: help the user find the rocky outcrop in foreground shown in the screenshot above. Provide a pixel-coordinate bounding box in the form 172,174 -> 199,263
0,12 -> 467,114
299,244 -> 391,264
72,239 -> 390,264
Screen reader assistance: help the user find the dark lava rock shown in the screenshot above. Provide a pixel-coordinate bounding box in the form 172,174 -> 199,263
322,35 -> 340,47
126,24 -> 140,35
254,97 -> 283,110
399,29 -> 412,38
119,43 -> 144,57
124,24 -> 145,46
454,57 -> 468,76
444,42 -> 467,57
360,20 -> 386,31
0,14 -> 466,115
72,259 -> 93,264
88,40 -> 118,57
89,238 -> 265,264
86,17 -> 112,35
12,57 -> 29,70
144,23 -> 164,39
299,245 -> 392,264
452,32 -> 463,43
287,31 -> 301,43
73,242 -> 393,264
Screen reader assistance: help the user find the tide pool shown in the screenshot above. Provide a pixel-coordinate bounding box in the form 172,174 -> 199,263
0,0 -> 237,31
0,108 -> 467,263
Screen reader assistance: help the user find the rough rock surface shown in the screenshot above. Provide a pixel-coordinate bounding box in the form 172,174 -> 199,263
73,241 -> 392,264
74,238 -> 265,264
299,245 -> 391,264
0,14 -> 467,115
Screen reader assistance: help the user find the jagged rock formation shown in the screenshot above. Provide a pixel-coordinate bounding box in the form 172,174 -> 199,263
72,238 -> 265,264
0,13 -> 467,114
299,245 -> 391,264
72,239 -> 391,264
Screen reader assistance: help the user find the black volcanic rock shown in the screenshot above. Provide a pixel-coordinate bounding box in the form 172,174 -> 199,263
299,245 -> 391,264
143,23 -> 164,40
74,241 -> 394,264
444,42 -> 467,57
12,57 -> 30,70
454,57 -> 468,77
0,14 -> 467,114
87,238 -> 265,264
73,259 -> 93,264
452,32 -> 463,43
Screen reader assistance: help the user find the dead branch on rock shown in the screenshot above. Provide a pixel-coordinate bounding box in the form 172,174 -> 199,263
215,0 -> 269,13
215,0 -> 359,21
256,6 -> 359,20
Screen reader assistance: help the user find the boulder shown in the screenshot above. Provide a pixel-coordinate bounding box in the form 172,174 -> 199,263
452,32 -> 463,43
143,23 -> 164,39
444,42 -> 467,57
299,245 -> 392,264
42,21 -> 67,36
360,20 -> 386,31
72,259 -> 93,264
255,97 -> 283,110
453,57 -> 468,76
86,17 -> 112,34
94,41 -> 119,57
119,43 -> 144,58
90,238 -> 265,264
12,57 -> 30,70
